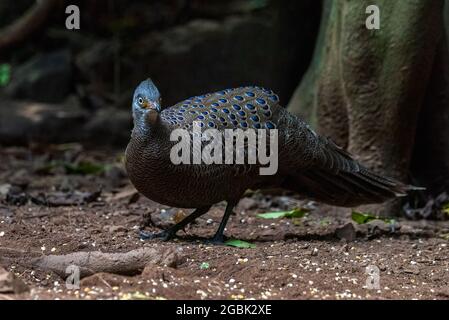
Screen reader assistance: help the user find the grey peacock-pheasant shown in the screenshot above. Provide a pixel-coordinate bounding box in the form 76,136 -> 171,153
125,79 -> 418,243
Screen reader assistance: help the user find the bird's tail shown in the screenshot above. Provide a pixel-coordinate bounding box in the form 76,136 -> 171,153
296,168 -> 421,207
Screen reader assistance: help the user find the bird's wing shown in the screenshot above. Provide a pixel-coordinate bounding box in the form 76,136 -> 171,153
160,86 -> 280,131
160,86 -> 282,177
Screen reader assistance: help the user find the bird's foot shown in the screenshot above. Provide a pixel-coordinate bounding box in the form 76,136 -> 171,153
139,229 -> 175,241
204,234 -> 227,245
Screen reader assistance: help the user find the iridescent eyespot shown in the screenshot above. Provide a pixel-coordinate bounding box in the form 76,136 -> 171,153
229,114 -> 236,120
245,103 -> 255,110
262,88 -> 273,94
241,122 -> 248,128
208,122 -> 215,127
198,115 -> 205,120
264,111 -> 272,117
231,120 -> 238,126
222,108 -> 230,114
251,115 -> 260,122
219,117 -> 226,122
202,111 -> 209,115
211,108 -> 218,112
269,95 -> 279,102
238,110 -> 246,117
266,121 -> 275,129
245,92 -> 255,97
218,98 -> 228,103
189,110 -> 197,114
234,95 -> 244,101
232,104 -> 241,111
254,123 -> 261,129
256,98 -> 266,105
211,103 -> 220,107
210,114 -> 217,119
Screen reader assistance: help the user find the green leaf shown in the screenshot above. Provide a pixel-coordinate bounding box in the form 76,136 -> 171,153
224,239 -> 256,249
199,262 -> 210,270
256,208 -> 307,220
351,211 -> 377,224
443,203 -> 449,216
64,161 -> 105,175
351,211 -> 394,225
0,64 -> 11,87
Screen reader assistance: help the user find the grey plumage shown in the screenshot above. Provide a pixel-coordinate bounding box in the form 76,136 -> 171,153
125,79 -> 417,242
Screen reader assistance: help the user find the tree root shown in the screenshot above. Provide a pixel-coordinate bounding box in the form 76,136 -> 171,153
32,247 -> 182,279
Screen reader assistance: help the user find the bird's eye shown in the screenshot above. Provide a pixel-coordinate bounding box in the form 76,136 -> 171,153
138,97 -> 144,106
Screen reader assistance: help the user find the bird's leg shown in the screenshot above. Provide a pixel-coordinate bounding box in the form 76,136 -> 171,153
208,201 -> 237,244
140,206 -> 211,241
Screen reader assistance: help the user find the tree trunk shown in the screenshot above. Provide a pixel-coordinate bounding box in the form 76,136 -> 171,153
288,0 -> 445,216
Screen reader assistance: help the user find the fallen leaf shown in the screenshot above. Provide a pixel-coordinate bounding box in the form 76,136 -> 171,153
225,239 -> 256,249
64,161 -> 106,175
351,211 -> 377,224
256,208 -> 307,220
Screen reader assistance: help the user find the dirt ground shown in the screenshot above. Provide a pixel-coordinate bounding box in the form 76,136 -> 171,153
0,145 -> 448,300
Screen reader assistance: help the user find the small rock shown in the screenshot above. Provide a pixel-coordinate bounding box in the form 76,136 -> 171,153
311,248 -> 319,256
0,184 -> 12,199
403,265 -> 420,275
436,288 -> 449,298
335,222 -> 356,242
237,197 -> 258,211
0,267 -> 29,294
5,185 -> 28,206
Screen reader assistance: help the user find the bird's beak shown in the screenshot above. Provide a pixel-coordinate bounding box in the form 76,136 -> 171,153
142,100 -> 160,111
145,102 -> 160,125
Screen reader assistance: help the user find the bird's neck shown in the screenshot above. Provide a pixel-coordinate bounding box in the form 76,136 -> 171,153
132,113 -> 168,142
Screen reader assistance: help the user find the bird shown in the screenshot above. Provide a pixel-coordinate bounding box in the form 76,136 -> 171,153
125,78 -> 419,243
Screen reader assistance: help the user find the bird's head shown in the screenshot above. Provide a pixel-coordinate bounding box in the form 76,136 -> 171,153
132,78 -> 161,129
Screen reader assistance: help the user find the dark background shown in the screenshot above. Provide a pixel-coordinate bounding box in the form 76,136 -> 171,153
0,0 -> 321,146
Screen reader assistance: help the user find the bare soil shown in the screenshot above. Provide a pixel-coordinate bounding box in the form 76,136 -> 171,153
0,145 -> 448,300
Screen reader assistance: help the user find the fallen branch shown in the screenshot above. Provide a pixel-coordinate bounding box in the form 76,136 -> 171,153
32,247 -> 182,279
0,0 -> 60,51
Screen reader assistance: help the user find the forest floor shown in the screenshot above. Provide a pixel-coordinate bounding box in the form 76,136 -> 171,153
0,145 -> 449,300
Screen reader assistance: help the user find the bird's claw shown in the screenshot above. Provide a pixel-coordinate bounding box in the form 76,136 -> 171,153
204,234 -> 227,245
139,229 -> 174,241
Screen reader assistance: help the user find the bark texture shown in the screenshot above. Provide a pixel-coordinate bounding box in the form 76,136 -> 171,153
288,0 -> 446,215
